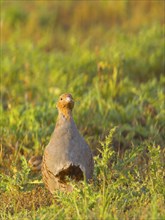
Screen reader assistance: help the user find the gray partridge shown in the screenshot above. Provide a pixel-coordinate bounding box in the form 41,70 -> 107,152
42,93 -> 94,193
28,155 -> 42,171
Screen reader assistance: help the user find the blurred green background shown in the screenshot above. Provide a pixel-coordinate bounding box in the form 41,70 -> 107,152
1,0 -> 164,158
1,1 -> 165,219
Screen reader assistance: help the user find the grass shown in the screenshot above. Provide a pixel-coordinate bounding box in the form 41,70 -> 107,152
1,1 -> 165,219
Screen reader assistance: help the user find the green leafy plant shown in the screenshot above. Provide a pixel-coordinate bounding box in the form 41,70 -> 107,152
0,156 -> 30,192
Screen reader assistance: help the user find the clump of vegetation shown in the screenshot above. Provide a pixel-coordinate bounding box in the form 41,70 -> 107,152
1,1 -> 164,219
1,129 -> 164,219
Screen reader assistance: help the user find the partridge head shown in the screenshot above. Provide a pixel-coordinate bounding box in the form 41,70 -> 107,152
28,155 -> 42,171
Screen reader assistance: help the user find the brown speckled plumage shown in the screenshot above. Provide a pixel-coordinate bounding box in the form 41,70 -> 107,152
28,155 -> 42,171
41,93 -> 94,193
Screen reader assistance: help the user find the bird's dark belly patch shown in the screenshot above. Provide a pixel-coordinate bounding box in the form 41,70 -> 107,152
56,165 -> 83,183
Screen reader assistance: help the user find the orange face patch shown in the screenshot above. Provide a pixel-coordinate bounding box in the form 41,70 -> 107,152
56,94 -> 74,116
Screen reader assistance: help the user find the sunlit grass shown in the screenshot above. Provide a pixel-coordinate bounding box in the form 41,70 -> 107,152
1,1 -> 165,219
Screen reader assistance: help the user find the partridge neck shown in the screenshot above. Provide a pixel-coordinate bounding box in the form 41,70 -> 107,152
58,108 -> 72,120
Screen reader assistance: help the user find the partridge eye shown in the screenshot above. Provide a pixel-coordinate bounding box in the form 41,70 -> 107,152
60,98 -> 63,100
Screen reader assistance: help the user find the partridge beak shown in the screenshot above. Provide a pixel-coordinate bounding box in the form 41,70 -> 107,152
66,96 -> 72,103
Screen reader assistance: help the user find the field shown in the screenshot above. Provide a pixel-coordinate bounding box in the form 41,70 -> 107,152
1,1 -> 165,219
